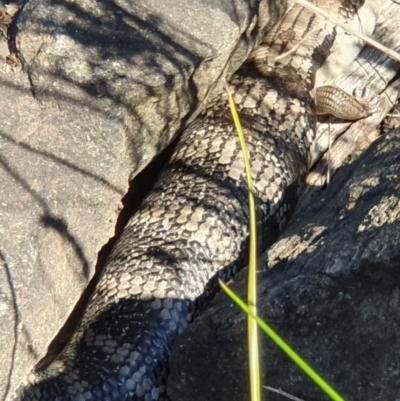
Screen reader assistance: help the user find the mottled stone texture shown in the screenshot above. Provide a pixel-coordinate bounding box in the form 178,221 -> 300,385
14,0 -> 283,175
168,128 -> 400,401
0,0 -> 284,398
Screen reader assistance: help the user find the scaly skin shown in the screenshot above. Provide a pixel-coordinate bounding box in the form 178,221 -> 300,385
13,1 -> 380,400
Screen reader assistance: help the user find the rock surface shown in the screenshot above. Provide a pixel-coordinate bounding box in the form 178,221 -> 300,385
168,129 -> 400,401
0,0 -> 284,398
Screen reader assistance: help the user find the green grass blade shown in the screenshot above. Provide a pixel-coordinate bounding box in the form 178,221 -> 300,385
224,79 -> 261,401
219,280 -> 347,401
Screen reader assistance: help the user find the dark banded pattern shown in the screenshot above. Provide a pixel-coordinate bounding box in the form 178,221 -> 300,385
13,1 -> 380,400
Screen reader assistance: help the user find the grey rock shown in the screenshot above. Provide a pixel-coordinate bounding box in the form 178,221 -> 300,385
0,0 -> 284,398
167,128 -> 400,401
15,0 -> 283,175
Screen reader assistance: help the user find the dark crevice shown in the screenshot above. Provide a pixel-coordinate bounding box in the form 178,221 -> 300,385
35,130 -> 181,372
